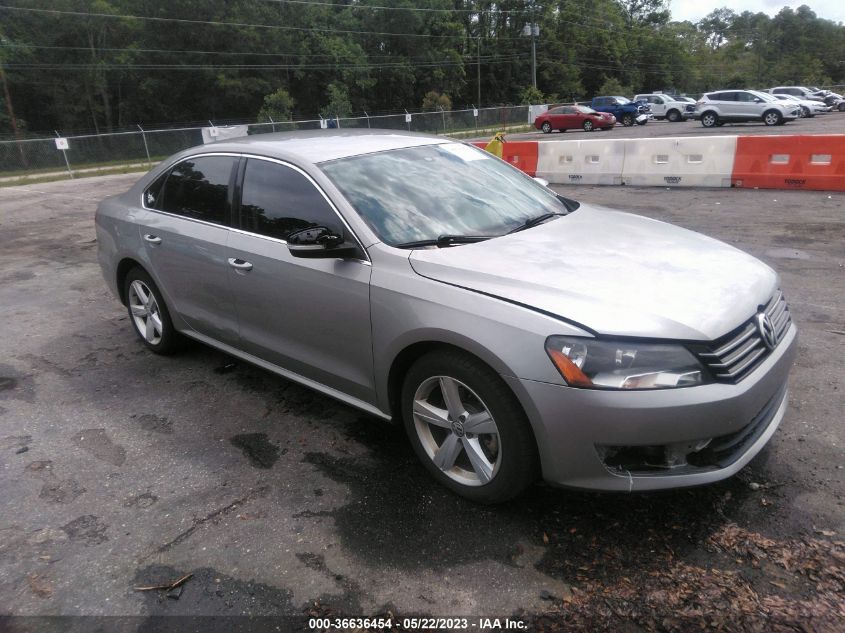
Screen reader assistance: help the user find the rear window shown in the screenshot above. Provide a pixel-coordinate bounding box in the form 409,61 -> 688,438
158,156 -> 235,225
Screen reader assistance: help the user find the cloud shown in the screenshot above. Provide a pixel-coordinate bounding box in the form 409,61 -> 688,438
669,0 -> 845,24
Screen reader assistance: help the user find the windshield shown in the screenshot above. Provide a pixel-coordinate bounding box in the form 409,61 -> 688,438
320,143 -> 574,246
576,105 -> 598,114
614,96 -> 631,104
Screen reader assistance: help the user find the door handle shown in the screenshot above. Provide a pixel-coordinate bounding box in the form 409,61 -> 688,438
227,258 -> 253,272
143,234 -> 162,245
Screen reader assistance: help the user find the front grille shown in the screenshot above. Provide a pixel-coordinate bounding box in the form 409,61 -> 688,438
692,290 -> 791,383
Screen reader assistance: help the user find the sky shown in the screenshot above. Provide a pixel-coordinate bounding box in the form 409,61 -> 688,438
669,0 -> 845,24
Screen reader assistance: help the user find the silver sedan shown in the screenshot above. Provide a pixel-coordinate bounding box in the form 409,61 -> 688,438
96,130 -> 797,503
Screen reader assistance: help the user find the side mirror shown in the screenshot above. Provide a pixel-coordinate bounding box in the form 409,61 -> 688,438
753,97 -> 763,103
286,226 -> 359,259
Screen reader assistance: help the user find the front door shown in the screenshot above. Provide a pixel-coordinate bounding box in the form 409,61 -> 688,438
227,157 -> 375,404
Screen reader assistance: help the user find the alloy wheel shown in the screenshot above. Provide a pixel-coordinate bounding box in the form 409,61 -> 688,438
412,376 -> 501,486
128,280 -> 163,345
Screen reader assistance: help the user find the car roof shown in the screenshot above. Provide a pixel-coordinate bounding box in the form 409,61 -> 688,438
188,129 -> 450,164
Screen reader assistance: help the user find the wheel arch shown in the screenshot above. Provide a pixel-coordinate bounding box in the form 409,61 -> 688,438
385,336 -> 516,423
116,257 -> 145,305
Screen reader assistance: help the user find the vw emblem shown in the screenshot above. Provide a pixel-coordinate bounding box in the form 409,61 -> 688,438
451,420 -> 465,438
755,312 -> 778,350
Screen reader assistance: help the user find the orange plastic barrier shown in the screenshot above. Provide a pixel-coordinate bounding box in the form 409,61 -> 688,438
471,140 -> 538,176
732,135 -> 845,191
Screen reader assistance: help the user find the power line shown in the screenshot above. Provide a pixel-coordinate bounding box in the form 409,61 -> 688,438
258,0 -> 523,15
0,42 -> 469,61
3,54 -> 528,72
0,4 -> 519,40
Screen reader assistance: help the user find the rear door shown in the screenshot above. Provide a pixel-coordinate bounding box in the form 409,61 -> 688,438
227,157 -> 376,404
138,154 -> 240,345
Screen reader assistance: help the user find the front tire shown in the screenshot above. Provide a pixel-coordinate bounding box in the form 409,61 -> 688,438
763,110 -> 782,126
401,350 -> 539,503
582,119 -> 594,132
123,267 -> 181,355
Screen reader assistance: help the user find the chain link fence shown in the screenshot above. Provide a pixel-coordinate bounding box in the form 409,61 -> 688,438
0,105 -> 532,182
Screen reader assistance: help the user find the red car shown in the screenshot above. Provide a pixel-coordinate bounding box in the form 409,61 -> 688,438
534,105 -> 616,133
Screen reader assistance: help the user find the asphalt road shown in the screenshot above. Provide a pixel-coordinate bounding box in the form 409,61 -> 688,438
0,175 -> 843,630
494,107 -> 845,142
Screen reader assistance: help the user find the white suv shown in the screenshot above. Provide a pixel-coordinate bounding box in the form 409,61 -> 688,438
633,94 -> 689,122
694,89 -> 800,127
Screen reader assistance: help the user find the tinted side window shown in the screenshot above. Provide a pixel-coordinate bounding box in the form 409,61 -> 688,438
561,106 -> 575,114
548,107 -> 564,114
159,156 -> 234,225
240,159 -> 341,241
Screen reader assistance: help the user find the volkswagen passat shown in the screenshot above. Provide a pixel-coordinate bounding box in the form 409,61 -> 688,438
96,130 -> 797,503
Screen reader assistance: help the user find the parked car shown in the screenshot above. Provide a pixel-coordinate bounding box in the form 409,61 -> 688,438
810,90 -> 845,111
533,105 -> 616,133
591,96 -> 650,126
769,86 -> 826,104
772,94 -> 828,117
694,89 -> 800,127
670,96 -> 698,113
633,94 -> 689,122
96,130 -> 797,503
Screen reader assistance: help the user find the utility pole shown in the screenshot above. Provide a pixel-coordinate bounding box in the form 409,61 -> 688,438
477,36 -> 481,108
0,62 -> 27,166
521,17 -> 539,90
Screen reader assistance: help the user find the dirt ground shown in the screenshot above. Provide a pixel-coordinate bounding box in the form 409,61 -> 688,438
0,175 -> 843,632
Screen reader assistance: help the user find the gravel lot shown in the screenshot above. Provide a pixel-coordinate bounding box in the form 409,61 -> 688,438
0,174 -> 843,630
499,107 -> 845,141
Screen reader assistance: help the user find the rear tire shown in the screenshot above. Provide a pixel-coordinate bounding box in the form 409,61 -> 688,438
541,121 -> 552,134
667,109 -> 681,122
701,111 -> 718,128
839,102 -> 845,112
401,350 -> 539,503
621,113 -> 634,127
123,267 -> 182,355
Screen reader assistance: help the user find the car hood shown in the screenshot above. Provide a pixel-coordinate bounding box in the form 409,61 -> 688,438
408,204 -> 777,341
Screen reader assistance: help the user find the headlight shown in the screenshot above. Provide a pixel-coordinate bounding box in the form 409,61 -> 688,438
545,335 -> 710,390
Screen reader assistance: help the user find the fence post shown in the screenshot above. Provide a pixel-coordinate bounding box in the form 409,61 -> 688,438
137,124 -> 152,166
439,105 -> 446,133
472,105 -> 478,133
404,109 -> 411,132
364,111 -> 370,128
336,114 -> 341,129
54,130 -> 73,179
268,115 -> 276,133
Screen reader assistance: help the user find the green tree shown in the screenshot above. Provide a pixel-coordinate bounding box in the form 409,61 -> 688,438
320,82 -> 352,119
422,90 -> 452,111
257,88 -> 295,123
518,85 -> 545,104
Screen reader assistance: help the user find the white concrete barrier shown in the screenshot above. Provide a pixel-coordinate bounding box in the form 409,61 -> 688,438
620,136 -> 737,188
535,138 -> 625,186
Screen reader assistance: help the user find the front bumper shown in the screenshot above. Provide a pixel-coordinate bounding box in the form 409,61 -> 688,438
506,323 -> 797,492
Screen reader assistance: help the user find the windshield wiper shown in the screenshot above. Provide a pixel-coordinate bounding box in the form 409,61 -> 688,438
506,212 -> 565,234
394,234 -> 492,249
